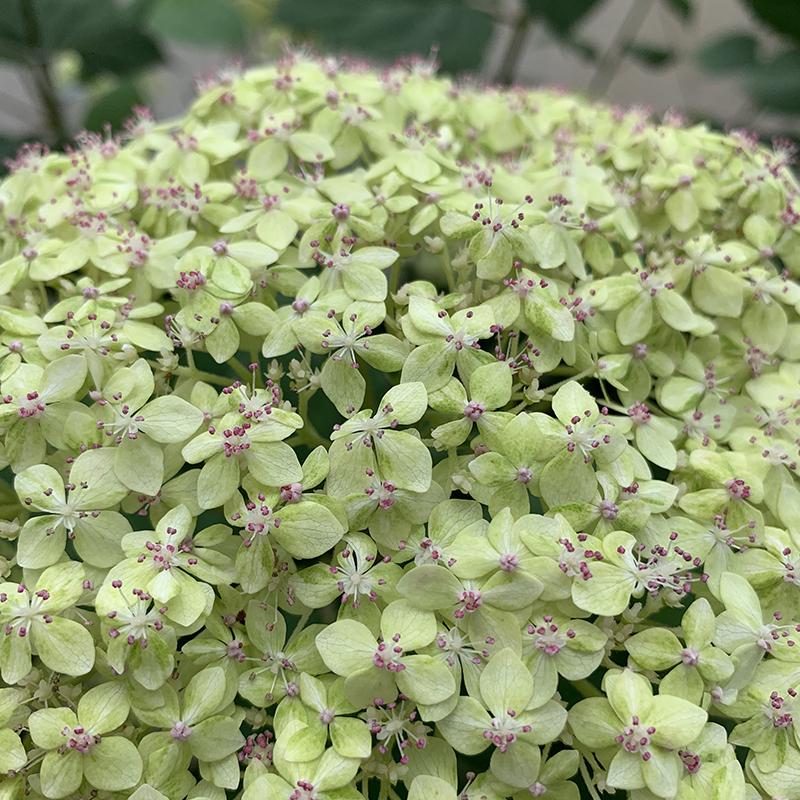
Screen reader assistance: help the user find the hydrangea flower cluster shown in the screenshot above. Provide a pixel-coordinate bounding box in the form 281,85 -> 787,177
1,53 -> 799,800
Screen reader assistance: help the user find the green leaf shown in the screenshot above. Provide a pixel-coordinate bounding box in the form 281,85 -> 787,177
148,0 -> 244,45
623,42 -> 674,66
524,0 -> 602,35
661,0 -> 692,19
696,33 -> 759,73
77,24 -> 163,79
275,0 -> 494,74
747,49 -> 800,112
85,80 -> 144,132
743,0 -> 800,44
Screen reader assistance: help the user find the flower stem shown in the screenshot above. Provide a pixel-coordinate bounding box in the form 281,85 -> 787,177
173,366 -> 231,387
442,245 -> 456,292
574,679 -> 603,697
295,392 -> 327,448
579,758 -> 604,800
541,368 -> 594,398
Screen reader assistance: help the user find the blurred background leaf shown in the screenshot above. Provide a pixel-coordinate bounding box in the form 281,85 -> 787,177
742,0 -> 800,44
523,0 -> 603,38
696,32 -> 759,73
661,0 -> 693,20
147,0 -> 245,47
1,0 -> 800,174
274,0 -> 493,73
84,80 -> 144,131
623,42 -> 675,67
747,50 -> 800,113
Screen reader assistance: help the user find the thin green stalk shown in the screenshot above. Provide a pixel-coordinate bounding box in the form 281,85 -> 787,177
296,392 -> 328,448
228,356 -> 253,383
541,368 -> 595,398
579,758 -> 603,800
185,347 -> 197,373
441,244 -> 456,292
173,365 -> 231,387
574,679 -> 603,698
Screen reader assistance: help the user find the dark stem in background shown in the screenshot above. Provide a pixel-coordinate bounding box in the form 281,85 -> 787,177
496,10 -> 532,85
19,0 -> 68,145
588,0 -> 655,96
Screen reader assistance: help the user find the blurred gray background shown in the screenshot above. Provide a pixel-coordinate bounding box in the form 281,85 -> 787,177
0,0 -> 797,164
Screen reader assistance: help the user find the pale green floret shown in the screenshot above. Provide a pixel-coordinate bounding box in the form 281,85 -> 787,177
0,53 -> 797,800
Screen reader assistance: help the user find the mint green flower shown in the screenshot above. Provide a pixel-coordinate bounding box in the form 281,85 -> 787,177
569,669 -> 707,798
